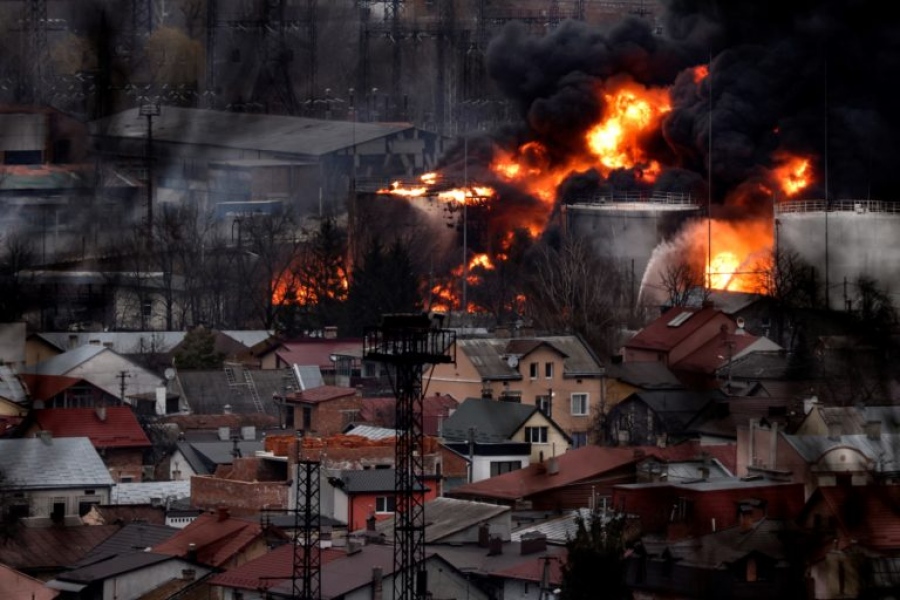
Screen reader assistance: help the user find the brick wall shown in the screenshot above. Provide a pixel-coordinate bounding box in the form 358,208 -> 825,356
191,476 -> 289,516
106,448 -> 146,482
292,396 -> 364,436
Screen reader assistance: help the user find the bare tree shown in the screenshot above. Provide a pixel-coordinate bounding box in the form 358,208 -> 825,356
658,259 -> 706,307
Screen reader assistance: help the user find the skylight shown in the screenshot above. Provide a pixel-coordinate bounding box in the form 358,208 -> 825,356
667,311 -> 694,327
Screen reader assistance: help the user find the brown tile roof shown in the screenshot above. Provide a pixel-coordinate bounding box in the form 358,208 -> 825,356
287,385 -> 357,404
671,332 -> 763,375
274,339 -> 364,370
161,413 -> 279,431
0,563 -> 60,599
449,442 -> 736,501
625,306 -> 726,353
151,512 -> 266,568
208,543 -> 345,591
490,552 -> 566,586
358,394 -> 458,436
0,525 -> 121,574
34,407 -> 151,449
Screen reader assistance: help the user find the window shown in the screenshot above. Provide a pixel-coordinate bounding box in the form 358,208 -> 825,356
524,426 -> 548,444
571,393 -> 589,416
302,406 -> 312,430
490,461 -> 522,477
571,432 -> 588,448
536,395 -> 552,417
375,496 -> 396,513
529,362 -> 538,379
544,362 -> 554,379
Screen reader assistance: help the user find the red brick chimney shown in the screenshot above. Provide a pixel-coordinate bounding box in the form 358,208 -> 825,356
217,506 -> 230,522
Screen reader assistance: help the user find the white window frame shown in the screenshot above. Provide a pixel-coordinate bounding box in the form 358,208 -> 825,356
544,362 -> 554,379
375,495 -> 396,513
571,393 -> 589,416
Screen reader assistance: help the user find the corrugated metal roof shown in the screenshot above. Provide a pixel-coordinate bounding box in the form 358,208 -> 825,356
37,332 -> 187,354
57,551 -> 177,583
374,497 -> 510,542
343,424 -> 398,440
0,437 -> 114,490
89,107 -> 415,157
22,344 -> 108,376
511,508 -> 593,543
73,523 -> 180,568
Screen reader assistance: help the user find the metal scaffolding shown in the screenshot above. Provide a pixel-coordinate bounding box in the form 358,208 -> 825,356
293,459 -> 322,600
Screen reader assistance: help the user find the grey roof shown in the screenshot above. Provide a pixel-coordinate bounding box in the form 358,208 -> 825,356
429,541 -> 567,578
176,440 -> 265,475
782,433 -> 900,467
615,477 -> 799,493
57,551 -> 178,584
22,344 -> 107,376
511,508 -> 592,544
685,289 -> 766,315
339,469 -> 408,493
220,330 -> 276,348
175,368 -> 282,416
72,523 -> 179,568
815,405 -> 900,435
724,351 -> 805,381
293,365 -> 325,390
90,107 -> 415,157
607,361 -> 684,390
37,332 -> 187,354
457,335 -> 604,381
111,481 -> 192,505
0,365 -> 27,403
0,437 -> 114,489
374,497 -> 511,542
441,397 -> 539,443
621,390 -> 720,432
642,518 -> 790,567
343,424 -> 399,440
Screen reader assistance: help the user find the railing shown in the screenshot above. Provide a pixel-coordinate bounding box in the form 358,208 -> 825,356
568,190 -> 697,206
775,199 -> 900,215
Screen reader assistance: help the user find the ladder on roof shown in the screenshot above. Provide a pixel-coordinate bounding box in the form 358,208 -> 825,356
224,364 -> 239,386
243,368 -> 265,413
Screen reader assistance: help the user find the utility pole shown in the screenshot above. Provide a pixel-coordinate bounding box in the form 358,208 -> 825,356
384,0 -> 405,120
203,0 -> 218,109
117,370 -> 132,403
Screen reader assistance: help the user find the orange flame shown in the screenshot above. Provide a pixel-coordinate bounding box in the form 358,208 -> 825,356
692,64 -> 709,84
704,219 -> 773,292
773,154 -> 812,197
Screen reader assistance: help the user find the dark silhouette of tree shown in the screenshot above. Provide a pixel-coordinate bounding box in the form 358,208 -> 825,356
561,511 -> 629,600
344,237 -> 420,335
658,259 -> 706,307
173,327 -> 224,369
0,234 -> 37,322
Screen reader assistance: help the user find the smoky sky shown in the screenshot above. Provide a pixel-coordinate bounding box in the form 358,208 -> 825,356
480,0 -> 900,203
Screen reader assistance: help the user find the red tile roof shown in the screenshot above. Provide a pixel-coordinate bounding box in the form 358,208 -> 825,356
151,511 -> 267,568
491,552 -> 566,586
449,442 -> 736,501
815,486 -> 900,550
34,407 -> 151,449
19,373 -> 84,402
208,543 -> 345,591
0,563 -> 60,599
288,385 -> 357,404
625,306 -> 729,353
275,339 -> 363,370
359,394 -> 458,436
671,332 -> 762,375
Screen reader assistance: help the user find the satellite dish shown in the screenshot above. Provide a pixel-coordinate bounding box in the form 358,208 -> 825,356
507,355 -> 519,369
164,368 -> 176,381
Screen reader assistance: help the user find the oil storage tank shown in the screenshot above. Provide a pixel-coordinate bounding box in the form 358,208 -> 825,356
775,199 -> 900,310
562,191 -> 703,288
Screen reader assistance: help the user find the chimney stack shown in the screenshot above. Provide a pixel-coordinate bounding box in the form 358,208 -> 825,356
217,506 -> 230,522
866,420 -> 882,440
478,523 -> 490,547
487,535 -> 503,556
371,566 -> 384,600
187,543 -> 197,562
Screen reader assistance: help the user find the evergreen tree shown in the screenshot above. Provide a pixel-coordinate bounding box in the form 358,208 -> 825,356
561,512 -> 629,600
173,327 -> 224,369
345,238 -> 420,335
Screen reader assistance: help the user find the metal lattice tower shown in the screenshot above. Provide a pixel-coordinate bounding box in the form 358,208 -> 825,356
363,314 -> 455,600
356,0 -> 373,100
23,0 -> 48,105
131,0 -> 153,63
306,0 -> 318,102
253,0 -> 299,114
203,0 -> 218,108
548,0 -> 561,29
574,0 -> 586,20
383,0 -> 404,119
435,0 -> 455,135
293,459 -> 322,600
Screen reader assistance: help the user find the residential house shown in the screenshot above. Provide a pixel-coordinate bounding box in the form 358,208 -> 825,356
604,360 -> 685,409
189,453 -> 294,517
46,552 -> 210,600
0,563 -> 59,599
19,373 -> 122,410
605,389 -> 724,447
20,345 -> 165,415
27,407 -> 152,482
28,331 -> 187,370
447,442 -> 736,511
329,468 -> 440,531
795,402 -> 900,437
625,519 -> 805,599
151,508 -> 285,571
169,429 -> 265,480
441,397 -> 570,462
0,436 -> 114,525
356,393 -> 459,436
0,364 -> 28,436
172,365 -> 287,418
715,349 -> 815,399
428,334 -> 606,445
283,385 -> 362,435
489,543 -> 565,600
442,440 -> 532,485
612,478 -> 806,540
794,484 -> 900,600
258,336 -> 370,386
687,395 -> 804,445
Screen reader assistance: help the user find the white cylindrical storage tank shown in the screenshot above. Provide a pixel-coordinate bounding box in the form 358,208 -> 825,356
563,192 -> 703,286
775,199 -> 900,310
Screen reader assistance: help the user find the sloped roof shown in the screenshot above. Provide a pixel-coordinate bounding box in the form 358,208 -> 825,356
815,405 -> 900,435
490,551 -> 565,586
646,518 -> 790,568
22,344 -> 108,376
219,330 -> 276,349
724,350 -> 799,380
0,437 -> 114,490
625,306 -> 727,353
289,385 -> 357,404
441,397 -> 539,443
356,394 -> 458,436
175,368 -> 280,416
449,442 -> 737,502
56,552 -> 177,584
71,523 -> 181,568
511,508 -> 592,544
0,563 -> 59,600
783,433 -> 900,467
33,407 -> 151,449
18,373 -> 87,402
0,524 -> 121,573
90,107 -> 415,158
175,440 -> 265,475
208,543 -> 345,591
805,485 -> 900,550
343,424 -> 398,440
619,390 -> 721,432
274,339 -> 364,370
456,335 -> 603,381
606,361 -> 684,390
685,289 -> 767,315
340,469 -> 424,493
152,512 -> 266,568
672,334 -> 778,375
36,332 -> 187,354
374,497 -> 510,542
